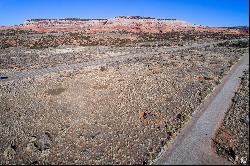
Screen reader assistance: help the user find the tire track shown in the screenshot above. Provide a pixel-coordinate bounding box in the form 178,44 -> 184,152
0,38 -> 246,82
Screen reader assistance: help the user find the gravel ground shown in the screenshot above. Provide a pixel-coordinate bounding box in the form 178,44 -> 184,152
0,30 -> 243,50
0,30 -> 246,72
0,39 -> 248,75
213,69 -> 249,165
0,43 -> 248,164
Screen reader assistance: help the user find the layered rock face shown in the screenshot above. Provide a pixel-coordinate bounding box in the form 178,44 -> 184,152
22,16 -> 196,33
0,16 -> 248,35
24,17 -> 193,27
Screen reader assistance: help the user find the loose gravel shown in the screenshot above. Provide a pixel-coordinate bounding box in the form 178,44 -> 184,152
213,69 -> 249,165
0,42 -> 248,164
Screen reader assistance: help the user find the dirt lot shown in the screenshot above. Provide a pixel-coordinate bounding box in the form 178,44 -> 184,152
0,39 -> 248,164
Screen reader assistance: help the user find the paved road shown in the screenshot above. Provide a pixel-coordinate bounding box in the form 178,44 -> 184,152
153,52 -> 249,165
0,38 -> 246,82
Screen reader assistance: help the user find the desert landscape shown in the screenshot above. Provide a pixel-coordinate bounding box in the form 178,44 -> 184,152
0,16 -> 249,165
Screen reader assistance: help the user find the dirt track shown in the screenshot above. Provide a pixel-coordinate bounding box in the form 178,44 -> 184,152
0,38 -> 245,82
153,53 -> 249,165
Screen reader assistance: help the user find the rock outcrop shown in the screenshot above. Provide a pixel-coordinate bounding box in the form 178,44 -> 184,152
0,16 -> 248,35
22,16 -> 195,33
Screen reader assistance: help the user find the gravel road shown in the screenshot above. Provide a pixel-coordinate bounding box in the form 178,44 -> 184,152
214,69 -> 249,164
153,52 -> 249,165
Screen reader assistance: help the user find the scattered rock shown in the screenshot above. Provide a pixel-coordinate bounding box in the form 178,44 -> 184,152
100,66 -> 107,72
31,161 -> 39,165
139,111 -> 146,120
34,132 -> 52,151
4,145 -> 16,160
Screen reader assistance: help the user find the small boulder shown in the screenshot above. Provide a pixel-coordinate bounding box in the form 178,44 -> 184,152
4,145 -> 16,160
34,132 -> 52,151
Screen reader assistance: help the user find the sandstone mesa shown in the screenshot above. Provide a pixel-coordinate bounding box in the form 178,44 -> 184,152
0,16 -> 248,35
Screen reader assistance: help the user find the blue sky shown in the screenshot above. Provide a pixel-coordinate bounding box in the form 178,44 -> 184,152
0,0 -> 249,26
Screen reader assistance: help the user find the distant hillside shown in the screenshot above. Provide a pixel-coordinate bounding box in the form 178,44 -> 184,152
223,26 -> 249,29
0,16 -> 248,35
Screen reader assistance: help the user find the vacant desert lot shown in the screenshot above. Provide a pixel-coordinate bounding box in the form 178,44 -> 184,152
0,40 -> 248,164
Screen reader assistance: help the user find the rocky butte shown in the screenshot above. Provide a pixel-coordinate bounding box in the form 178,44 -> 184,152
0,16 -> 248,35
